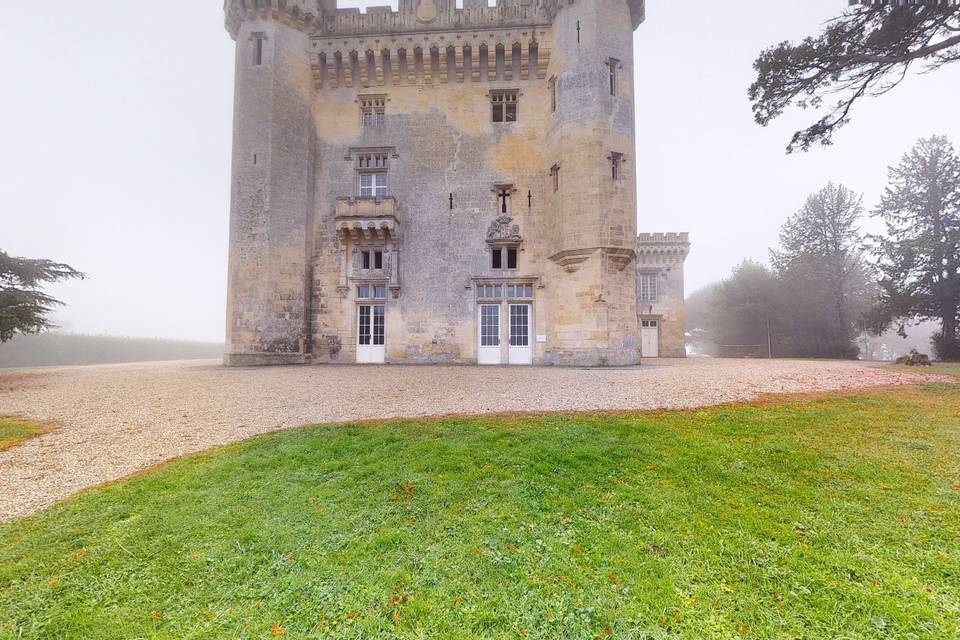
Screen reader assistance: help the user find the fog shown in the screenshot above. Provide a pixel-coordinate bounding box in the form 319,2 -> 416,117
3,1 -> 958,342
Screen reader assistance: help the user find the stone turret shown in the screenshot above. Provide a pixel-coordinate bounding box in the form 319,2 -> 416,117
224,0 -> 321,40
223,0 -> 318,365
543,0 -> 644,365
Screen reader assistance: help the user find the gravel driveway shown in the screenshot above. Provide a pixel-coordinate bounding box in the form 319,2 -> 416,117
0,358 -> 945,521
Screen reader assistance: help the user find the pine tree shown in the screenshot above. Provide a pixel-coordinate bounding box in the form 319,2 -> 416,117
872,136 -> 960,360
0,251 -> 85,343
770,183 -> 874,357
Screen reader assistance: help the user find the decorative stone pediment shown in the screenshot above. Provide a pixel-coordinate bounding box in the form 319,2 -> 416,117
486,215 -> 522,245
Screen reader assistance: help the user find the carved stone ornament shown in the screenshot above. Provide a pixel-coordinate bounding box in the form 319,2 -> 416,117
486,215 -> 522,242
416,0 -> 438,23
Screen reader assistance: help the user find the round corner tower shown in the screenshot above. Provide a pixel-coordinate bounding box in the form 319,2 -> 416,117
223,0 -> 320,365
544,0 -> 645,366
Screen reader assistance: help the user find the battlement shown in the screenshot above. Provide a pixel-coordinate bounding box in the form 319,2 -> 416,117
226,0 -> 644,39
637,233 -> 690,265
638,232 -> 690,246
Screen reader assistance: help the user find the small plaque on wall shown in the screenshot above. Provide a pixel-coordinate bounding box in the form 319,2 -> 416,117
536,335 -> 547,343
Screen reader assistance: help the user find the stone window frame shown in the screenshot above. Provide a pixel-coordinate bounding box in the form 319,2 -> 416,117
348,146 -> 398,200
490,89 -> 520,123
608,152 -> 626,182
490,246 -> 519,271
607,58 -> 622,97
250,32 -> 267,67
548,76 -> 557,112
358,94 -> 388,129
638,272 -> 659,302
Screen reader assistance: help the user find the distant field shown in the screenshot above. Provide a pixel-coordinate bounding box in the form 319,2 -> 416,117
0,333 -> 223,369
1,384 -> 957,639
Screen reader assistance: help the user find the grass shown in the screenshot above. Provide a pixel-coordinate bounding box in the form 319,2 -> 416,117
1,386 -> 959,639
0,417 -> 47,451
883,362 -> 960,378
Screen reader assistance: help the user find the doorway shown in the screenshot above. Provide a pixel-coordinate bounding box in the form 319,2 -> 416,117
508,303 -> 532,365
478,304 -> 501,365
641,319 -> 659,358
357,303 -> 386,363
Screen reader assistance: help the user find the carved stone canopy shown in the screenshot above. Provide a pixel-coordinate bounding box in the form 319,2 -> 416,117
486,215 -> 522,244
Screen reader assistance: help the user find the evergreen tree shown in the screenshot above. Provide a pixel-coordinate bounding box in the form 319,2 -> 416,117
771,183 -> 874,358
711,261 -> 784,358
0,251 -> 85,343
872,136 -> 960,360
750,3 -> 960,152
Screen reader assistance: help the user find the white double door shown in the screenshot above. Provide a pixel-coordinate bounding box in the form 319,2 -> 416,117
478,303 -> 532,365
357,304 -> 386,363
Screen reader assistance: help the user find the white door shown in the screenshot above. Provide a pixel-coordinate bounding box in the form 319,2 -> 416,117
641,319 -> 659,358
478,304 -> 502,365
357,304 -> 386,363
508,304 -> 533,365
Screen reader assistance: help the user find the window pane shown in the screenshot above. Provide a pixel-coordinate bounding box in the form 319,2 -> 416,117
358,305 -> 371,345
358,286 -> 370,299
481,305 -> 500,347
374,251 -> 383,269
507,248 -> 518,269
362,111 -> 373,126
376,110 -> 385,127
494,285 -> 502,298
510,305 -> 529,346
505,104 -> 517,122
373,305 -> 385,345
362,251 -> 370,269
492,248 -> 502,269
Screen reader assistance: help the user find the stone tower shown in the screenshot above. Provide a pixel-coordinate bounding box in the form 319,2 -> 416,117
222,0 -> 659,367
544,0 -> 644,365
224,0 -> 319,365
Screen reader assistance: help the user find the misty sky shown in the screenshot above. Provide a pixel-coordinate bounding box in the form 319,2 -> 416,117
3,1 -> 959,342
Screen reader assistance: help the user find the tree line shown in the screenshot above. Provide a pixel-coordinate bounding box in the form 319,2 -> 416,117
691,135 -> 960,361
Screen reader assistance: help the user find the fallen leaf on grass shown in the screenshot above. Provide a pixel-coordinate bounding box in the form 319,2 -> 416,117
270,623 -> 287,635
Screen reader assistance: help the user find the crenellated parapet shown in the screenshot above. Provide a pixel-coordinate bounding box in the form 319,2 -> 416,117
637,233 -> 691,267
226,0 -> 645,41
224,0 -> 322,40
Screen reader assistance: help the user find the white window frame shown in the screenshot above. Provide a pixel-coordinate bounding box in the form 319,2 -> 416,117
639,273 -> 658,302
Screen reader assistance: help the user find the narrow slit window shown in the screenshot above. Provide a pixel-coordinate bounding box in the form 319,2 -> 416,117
551,164 -> 560,192
607,59 -> 619,96
253,34 -> 265,67
610,152 -> 623,181
549,77 -> 557,112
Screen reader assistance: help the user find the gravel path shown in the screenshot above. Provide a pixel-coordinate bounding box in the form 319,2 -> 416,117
0,358 -> 946,521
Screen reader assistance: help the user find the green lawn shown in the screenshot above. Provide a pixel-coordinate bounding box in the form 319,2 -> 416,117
0,417 -> 47,451
1,385 -> 959,639
883,362 -> 960,378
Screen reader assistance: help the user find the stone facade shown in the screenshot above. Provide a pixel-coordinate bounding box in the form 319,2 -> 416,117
636,232 -> 690,358
222,0 -> 685,366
